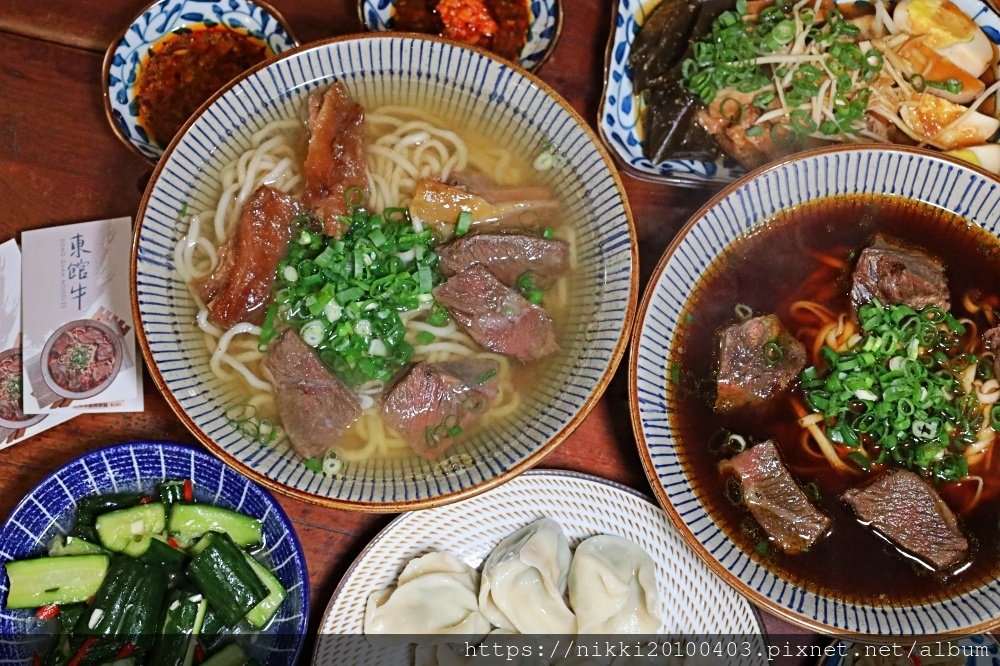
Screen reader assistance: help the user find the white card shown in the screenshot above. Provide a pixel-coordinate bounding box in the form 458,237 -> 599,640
0,240 -> 77,449
20,218 -> 144,413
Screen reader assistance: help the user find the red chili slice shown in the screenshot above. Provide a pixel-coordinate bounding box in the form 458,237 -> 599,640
67,637 -> 98,666
115,643 -> 136,659
34,604 -> 60,620
183,479 -> 194,502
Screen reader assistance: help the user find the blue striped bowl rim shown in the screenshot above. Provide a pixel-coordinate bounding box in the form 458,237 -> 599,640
131,34 -> 638,511
0,440 -> 308,665
630,144 -> 1000,635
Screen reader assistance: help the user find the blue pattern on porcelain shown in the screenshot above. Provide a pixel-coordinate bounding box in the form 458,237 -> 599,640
633,146 -> 1000,634
359,0 -> 561,70
601,0 -> 1000,187
105,0 -> 297,161
0,441 -> 308,664
132,35 -> 636,510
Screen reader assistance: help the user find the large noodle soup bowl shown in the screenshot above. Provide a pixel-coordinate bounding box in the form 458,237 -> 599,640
630,145 -> 1000,635
132,35 -> 637,510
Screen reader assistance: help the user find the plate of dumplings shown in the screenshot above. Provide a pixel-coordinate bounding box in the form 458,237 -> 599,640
313,470 -> 763,664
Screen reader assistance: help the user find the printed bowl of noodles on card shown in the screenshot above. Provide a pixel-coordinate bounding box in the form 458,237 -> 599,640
131,33 -> 637,510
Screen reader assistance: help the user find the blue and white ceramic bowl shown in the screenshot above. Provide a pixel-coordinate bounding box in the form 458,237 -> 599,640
630,145 -> 1000,635
131,34 -> 637,511
102,0 -> 298,161
600,0 -> 1000,187
0,441 -> 309,664
358,0 -> 562,71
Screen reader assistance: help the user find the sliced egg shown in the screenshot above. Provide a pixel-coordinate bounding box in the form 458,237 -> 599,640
898,37 -> 985,103
899,94 -> 1000,148
893,0 -> 993,77
945,144 -> 1000,172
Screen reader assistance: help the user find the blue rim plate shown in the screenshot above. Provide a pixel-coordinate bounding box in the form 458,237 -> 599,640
0,441 -> 309,664
630,144 -> 1000,635
357,0 -> 563,71
599,0 -> 1000,188
102,0 -> 299,162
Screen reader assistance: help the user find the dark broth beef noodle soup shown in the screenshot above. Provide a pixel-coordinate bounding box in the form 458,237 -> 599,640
671,194 -> 1000,602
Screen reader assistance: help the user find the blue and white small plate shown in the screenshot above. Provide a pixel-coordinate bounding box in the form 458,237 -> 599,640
600,0 -> 1000,188
102,0 -> 298,162
0,441 -> 309,665
630,145 -> 1000,635
358,0 -> 562,71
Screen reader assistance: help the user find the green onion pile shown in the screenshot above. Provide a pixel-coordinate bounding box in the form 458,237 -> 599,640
801,300 -> 993,481
681,0 -> 884,140
260,206 -> 440,386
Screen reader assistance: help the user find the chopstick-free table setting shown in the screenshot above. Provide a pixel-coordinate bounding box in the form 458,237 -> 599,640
0,0 -> 889,662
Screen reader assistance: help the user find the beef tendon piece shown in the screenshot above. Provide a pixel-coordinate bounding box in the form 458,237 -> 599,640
262,330 -> 362,459
715,314 -> 806,413
383,359 -> 500,459
851,234 -> 950,310
302,83 -> 368,236
437,233 -> 569,289
841,470 -> 969,571
722,440 -> 831,554
433,263 -> 559,362
192,185 -> 303,328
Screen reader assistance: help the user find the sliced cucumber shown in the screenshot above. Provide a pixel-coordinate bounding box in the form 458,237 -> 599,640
242,555 -> 286,629
4,555 -> 109,608
48,535 -> 106,557
76,556 -> 166,655
168,504 -> 262,548
95,503 -> 166,556
147,590 -> 208,666
200,643 -> 248,666
138,537 -> 187,574
186,532 -> 267,626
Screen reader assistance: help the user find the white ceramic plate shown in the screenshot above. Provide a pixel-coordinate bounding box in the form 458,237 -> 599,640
313,469 -> 763,663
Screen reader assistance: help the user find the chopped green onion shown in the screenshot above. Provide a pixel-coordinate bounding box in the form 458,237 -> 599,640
763,341 -> 784,367
455,210 -> 473,237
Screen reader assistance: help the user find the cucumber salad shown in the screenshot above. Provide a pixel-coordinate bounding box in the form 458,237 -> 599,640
3,479 -> 285,666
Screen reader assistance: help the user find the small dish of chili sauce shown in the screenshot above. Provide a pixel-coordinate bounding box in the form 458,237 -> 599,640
103,0 -> 298,162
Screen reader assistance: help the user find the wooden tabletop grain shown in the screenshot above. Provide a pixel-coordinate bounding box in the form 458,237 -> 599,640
0,1 -> 820,661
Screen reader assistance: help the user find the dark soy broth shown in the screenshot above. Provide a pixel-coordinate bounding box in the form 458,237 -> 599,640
670,194 -> 1000,603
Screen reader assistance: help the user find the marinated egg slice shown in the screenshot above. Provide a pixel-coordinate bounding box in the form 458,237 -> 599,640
899,94 -> 1000,148
893,0 -> 993,77
898,37 -> 985,103
946,144 -> 1000,172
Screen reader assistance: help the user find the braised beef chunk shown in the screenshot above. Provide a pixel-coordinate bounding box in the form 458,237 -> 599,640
985,326 -> 1000,379
715,314 -> 806,413
433,263 -> 559,362
192,185 -> 303,328
722,441 -> 831,554
841,470 -> 968,571
851,234 -> 950,310
302,83 -> 367,236
262,330 -> 362,459
437,234 -> 570,289
383,359 -> 500,459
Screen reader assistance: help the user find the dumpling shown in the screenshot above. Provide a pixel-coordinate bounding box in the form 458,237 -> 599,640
365,551 -> 491,636
479,518 -> 577,633
567,535 -> 662,634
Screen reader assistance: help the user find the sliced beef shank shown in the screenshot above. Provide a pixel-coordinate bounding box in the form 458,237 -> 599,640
302,83 -> 368,236
263,330 -> 362,459
722,440 -> 831,554
383,359 -> 500,459
985,325 -> 1000,379
715,314 -> 806,413
851,234 -> 950,310
433,263 -> 559,362
841,469 -> 968,571
437,233 -> 570,289
192,185 -> 303,328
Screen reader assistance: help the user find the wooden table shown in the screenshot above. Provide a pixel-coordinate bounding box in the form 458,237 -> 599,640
0,1 -> 821,661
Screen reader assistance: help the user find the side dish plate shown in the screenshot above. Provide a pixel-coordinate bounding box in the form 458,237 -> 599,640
629,144 -> 1000,634
313,469 -> 762,661
600,0 -> 1000,187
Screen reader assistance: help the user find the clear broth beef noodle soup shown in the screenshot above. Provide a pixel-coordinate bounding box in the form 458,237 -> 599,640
671,194 -> 1000,602
174,83 -> 575,474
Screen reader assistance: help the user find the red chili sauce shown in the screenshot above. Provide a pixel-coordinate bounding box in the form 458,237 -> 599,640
393,0 -> 530,61
135,26 -> 270,146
